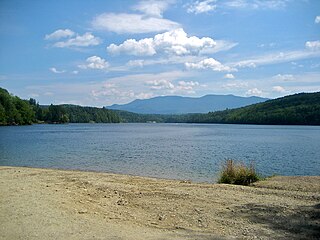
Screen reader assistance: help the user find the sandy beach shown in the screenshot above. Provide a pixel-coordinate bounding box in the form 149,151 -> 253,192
0,166 -> 319,240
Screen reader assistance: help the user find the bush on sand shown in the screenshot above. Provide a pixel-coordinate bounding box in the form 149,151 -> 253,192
218,159 -> 260,186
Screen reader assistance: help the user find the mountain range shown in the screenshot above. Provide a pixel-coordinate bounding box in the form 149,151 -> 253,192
106,95 -> 269,114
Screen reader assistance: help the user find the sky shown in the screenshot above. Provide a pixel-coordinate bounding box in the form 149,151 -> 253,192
0,0 -> 319,106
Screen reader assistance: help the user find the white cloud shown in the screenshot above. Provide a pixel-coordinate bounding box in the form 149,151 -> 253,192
49,67 -> 65,74
127,59 -> 146,67
178,80 -> 199,87
146,79 -> 201,93
78,56 -> 109,70
72,70 -> 79,75
305,40 -> 320,51
273,74 -> 294,81
92,13 -> 179,34
92,87 -> 152,101
200,40 -> 238,54
224,0 -> 288,10
53,32 -> 101,48
92,0 -> 178,34
187,0 -> 217,14
223,81 -> 248,89
90,71 -> 193,104
185,58 -> 236,72
245,88 -> 263,96
177,80 -> 200,90
272,86 -> 286,93
108,38 -> 155,56
232,49 -> 320,68
315,16 -> 320,24
258,42 -> 276,48
146,79 -> 175,90
132,0 -> 173,17
107,28 -> 216,56
224,73 -> 235,79
126,55 -> 204,68
45,29 -> 75,40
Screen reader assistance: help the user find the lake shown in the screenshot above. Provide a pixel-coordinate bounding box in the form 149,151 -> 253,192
0,123 -> 319,182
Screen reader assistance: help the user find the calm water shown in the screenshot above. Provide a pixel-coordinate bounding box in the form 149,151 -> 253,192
0,123 -> 319,182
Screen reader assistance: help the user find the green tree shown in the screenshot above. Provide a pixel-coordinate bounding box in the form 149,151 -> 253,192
0,103 -> 6,125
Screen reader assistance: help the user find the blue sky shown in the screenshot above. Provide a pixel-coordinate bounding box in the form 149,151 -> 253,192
0,0 -> 319,106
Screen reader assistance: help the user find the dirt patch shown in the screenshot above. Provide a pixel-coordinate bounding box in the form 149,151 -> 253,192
0,167 -> 319,239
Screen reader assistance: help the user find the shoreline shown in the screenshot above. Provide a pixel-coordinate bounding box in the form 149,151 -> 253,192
1,166 -> 319,239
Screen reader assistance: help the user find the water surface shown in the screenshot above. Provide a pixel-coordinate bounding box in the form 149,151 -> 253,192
0,123 -> 319,182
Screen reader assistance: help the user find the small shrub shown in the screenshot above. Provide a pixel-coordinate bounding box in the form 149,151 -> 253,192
218,159 -> 260,185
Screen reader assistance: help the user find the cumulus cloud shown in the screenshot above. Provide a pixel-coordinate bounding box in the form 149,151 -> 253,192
52,32 -> 101,48
132,0 -> 174,17
127,59 -> 146,67
108,38 -> 155,56
107,28 -> 216,56
185,58 -> 235,72
92,13 -> 179,34
146,79 -> 175,90
186,0 -> 217,14
177,81 -> 200,90
146,79 -> 200,93
92,0 -> 178,34
224,73 -> 235,79
91,71 -> 190,104
92,87 -> 152,100
272,86 -> 286,93
315,16 -> 320,24
305,40 -> 320,51
273,74 -> 294,81
49,67 -> 65,74
200,40 -> 238,54
245,88 -> 263,96
78,56 -> 109,70
45,29 -> 75,40
45,29 -> 101,48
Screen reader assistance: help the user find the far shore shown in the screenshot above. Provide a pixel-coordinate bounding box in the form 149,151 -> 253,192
0,166 -> 319,239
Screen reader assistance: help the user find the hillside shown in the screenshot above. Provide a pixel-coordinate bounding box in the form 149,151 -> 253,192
61,105 -> 121,123
0,87 -> 35,125
179,92 -> 320,125
117,92 -> 320,125
0,87 -> 120,125
106,95 -> 269,114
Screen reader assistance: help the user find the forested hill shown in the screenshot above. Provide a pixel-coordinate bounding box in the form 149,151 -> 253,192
180,92 -> 320,125
61,105 -> 120,123
0,87 -> 35,125
107,94 -> 268,114
0,87 -> 120,125
117,92 -> 320,125
1,87 -> 319,126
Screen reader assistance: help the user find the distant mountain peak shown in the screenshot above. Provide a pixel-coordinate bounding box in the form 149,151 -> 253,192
106,94 -> 269,114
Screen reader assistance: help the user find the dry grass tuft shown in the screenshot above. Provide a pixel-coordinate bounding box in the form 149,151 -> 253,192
218,159 -> 260,185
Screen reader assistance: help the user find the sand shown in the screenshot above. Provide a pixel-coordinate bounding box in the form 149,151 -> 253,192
0,166 -> 319,239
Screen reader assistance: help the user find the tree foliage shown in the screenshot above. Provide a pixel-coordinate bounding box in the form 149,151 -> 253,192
0,88 -> 34,125
1,87 -> 319,126
0,88 -> 121,125
119,92 -> 320,125
62,105 -> 121,123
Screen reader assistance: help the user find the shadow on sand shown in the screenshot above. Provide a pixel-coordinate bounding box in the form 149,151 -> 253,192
236,202 -> 320,239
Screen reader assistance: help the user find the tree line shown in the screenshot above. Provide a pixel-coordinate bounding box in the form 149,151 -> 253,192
118,92 -> 320,125
0,87 -> 120,125
1,87 -> 319,126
